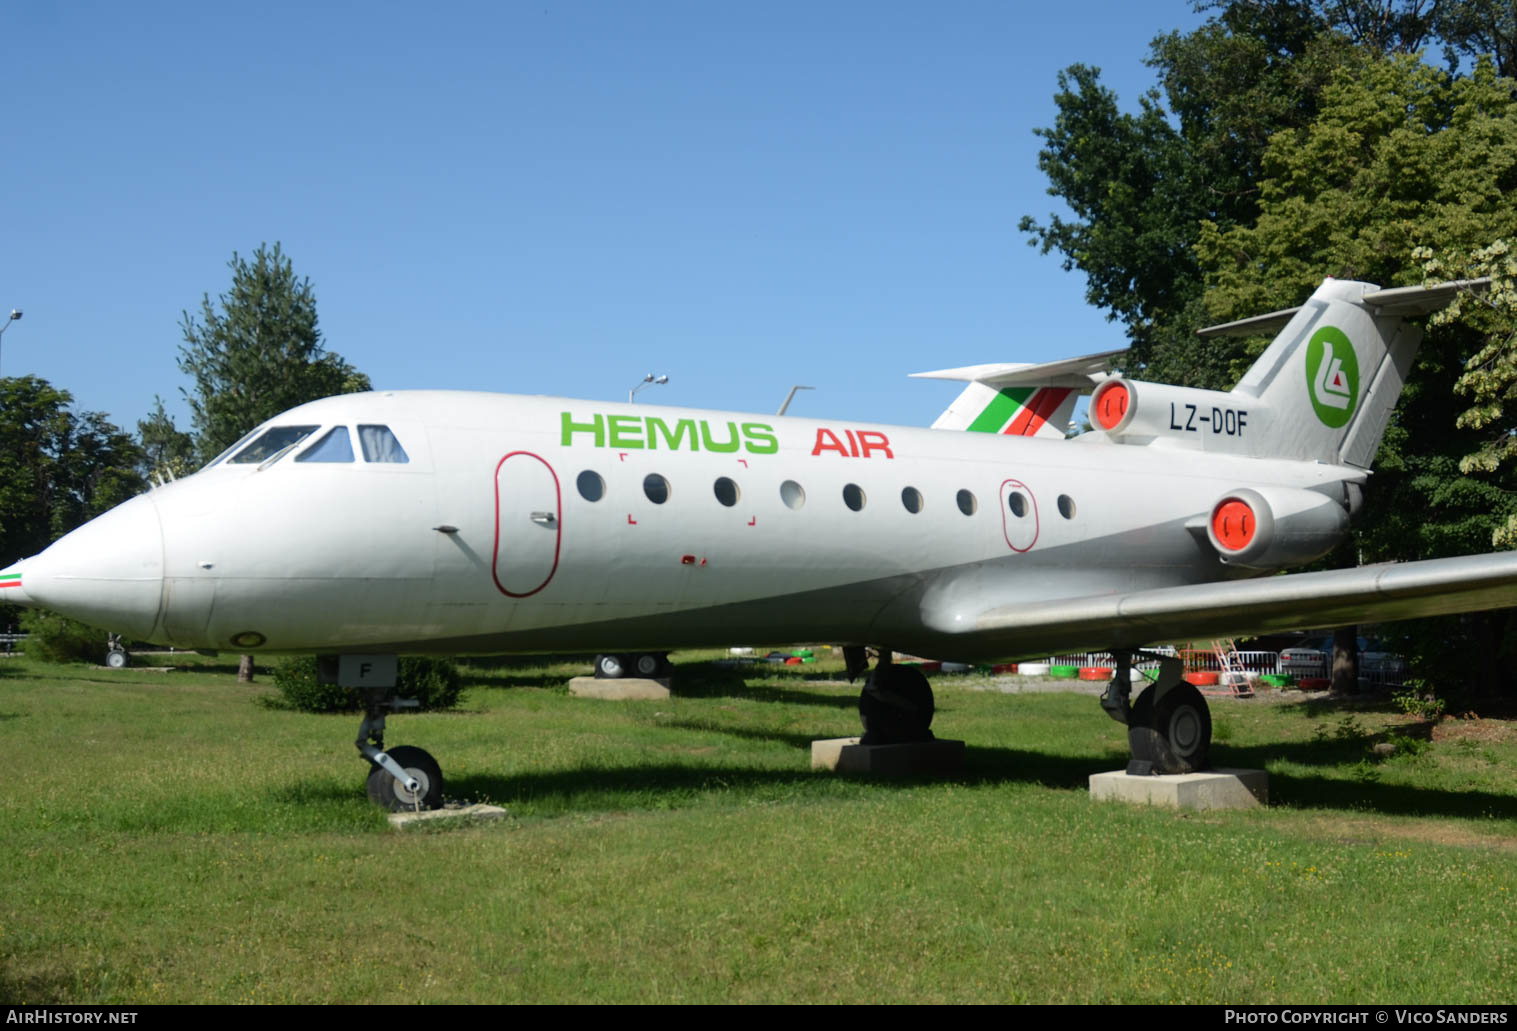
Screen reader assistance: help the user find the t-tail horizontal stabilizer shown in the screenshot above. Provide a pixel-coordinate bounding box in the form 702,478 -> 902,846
912,349 -> 1123,438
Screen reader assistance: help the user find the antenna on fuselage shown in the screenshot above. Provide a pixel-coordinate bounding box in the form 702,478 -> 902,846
777,385 -> 814,416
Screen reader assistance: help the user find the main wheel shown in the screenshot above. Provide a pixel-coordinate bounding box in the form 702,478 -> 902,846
1128,683 -> 1211,774
859,665 -> 935,745
105,649 -> 128,669
634,652 -> 662,677
366,745 -> 444,811
596,653 -> 627,678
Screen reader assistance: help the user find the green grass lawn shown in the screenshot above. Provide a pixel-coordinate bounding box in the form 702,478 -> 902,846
2,651 -> 1515,1004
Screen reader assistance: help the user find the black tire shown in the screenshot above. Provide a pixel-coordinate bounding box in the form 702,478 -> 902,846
1128,683 -> 1211,774
596,653 -> 627,678
859,665 -> 935,745
366,745 -> 444,811
105,649 -> 128,669
634,652 -> 662,677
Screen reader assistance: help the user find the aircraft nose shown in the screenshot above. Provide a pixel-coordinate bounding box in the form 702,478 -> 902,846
23,494 -> 165,641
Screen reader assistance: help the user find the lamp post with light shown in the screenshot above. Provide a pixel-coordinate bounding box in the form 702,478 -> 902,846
0,309 -> 21,378
629,373 -> 669,403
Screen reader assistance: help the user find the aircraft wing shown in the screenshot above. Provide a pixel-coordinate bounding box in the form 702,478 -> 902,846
931,552 -> 1517,658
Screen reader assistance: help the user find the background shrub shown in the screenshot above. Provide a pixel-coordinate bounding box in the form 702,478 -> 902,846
273,655 -> 463,713
19,609 -> 109,664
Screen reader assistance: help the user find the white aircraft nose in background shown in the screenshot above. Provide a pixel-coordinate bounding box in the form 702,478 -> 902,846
17,493 -> 164,641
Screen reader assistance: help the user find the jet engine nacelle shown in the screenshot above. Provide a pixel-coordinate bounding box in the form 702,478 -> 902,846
1205,486 -> 1349,570
1090,378 -> 1255,448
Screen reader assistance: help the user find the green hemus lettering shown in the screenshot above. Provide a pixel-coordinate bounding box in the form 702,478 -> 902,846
741,423 -> 778,454
607,414 -> 645,449
561,412 -> 605,447
646,417 -> 697,451
699,420 -> 741,453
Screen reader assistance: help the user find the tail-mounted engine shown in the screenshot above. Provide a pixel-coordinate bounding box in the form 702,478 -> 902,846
1203,486 -> 1349,569
1091,378 -> 1255,454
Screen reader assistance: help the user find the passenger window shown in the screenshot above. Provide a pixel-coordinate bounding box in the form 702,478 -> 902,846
229,425 -> 320,465
577,470 -> 605,502
713,477 -> 740,507
901,487 -> 923,513
296,426 -> 354,463
358,425 -> 410,464
644,473 -> 670,504
780,480 -> 806,510
843,483 -> 866,512
1058,494 -> 1076,519
957,489 -> 977,516
1008,492 -> 1028,518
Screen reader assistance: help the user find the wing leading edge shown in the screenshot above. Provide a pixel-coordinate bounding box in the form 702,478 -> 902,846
925,552 -> 1517,659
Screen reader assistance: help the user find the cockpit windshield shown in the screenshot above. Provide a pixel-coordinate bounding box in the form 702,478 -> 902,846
296,426 -> 355,463
228,425 -> 320,465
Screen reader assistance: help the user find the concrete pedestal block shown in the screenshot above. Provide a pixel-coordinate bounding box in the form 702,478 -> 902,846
388,803 -> 509,829
1089,768 -> 1268,811
811,737 -> 966,776
568,676 -> 671,700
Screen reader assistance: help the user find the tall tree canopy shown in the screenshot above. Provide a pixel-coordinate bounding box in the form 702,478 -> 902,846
0,376 -> 143,565
1024,2 -> 1517,690
178,242 -> 371,462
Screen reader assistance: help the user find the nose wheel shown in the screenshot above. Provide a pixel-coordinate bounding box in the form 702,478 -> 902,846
365,745 -> 444,811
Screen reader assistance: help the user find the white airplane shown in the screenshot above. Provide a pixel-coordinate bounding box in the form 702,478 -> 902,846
6,277 -> 1517,809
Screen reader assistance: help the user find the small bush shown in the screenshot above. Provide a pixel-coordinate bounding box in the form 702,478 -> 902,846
272,656 -> 464,714
19,609 -> 109,664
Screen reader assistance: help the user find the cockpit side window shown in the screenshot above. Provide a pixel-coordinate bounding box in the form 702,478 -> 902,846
295,426 -> 355,463
228,425 -> 321,465
358,425 -> 410,464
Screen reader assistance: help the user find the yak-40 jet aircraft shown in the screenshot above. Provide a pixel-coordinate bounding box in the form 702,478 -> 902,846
7,277 -> 1517,809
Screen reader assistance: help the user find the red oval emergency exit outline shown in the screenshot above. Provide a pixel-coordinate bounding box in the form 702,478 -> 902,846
999,478 -> 1040,553
492,451 -> 562,598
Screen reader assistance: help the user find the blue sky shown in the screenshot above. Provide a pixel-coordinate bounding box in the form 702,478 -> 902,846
6,1 -> 1207,438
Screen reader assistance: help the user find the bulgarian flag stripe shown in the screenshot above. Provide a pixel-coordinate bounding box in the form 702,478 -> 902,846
966,387 -> 1034,433
1004,387 -> 1073,437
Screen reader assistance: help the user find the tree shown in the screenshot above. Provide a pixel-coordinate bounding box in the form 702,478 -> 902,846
0,375 -> 144,574
1194,54 -> 1517,694
178,242 -> 371,680
178,242 -> 370,463
136,396 -> 196,485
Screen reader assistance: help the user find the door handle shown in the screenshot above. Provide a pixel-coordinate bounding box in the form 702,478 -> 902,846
530,511 -> 556,526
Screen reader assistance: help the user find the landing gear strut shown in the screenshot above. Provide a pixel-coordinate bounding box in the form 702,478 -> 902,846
1101,651 -> 1212,775
353,679 -> 443,811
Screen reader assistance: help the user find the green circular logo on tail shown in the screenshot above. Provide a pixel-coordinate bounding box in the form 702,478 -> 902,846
1305,326 -> 1359,428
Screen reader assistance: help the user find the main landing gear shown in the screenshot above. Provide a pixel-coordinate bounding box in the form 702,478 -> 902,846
594,652 -> 671,679
845,646 -> 936,745
1100,651 -> 1212,774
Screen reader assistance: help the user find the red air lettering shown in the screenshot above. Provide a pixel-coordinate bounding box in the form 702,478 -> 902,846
812,427 -> 894,458
811,428 -> 850,456
856,431 -> 893,459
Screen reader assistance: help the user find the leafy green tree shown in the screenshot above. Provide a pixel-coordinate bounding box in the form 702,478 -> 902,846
178,242 -> 371,680
1417,240 -> 1517,546
136,395 -> 197,485
0,376 -> 144,565
178,242 -> 371,463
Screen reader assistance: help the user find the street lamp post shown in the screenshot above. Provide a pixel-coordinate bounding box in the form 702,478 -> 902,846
629,373 -> 669,403
0,310 -> 21,378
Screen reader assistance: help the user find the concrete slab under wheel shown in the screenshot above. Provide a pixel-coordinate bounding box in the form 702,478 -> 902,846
568,676 -> 671,700
1088,768 -> 1268,811
388,803 -> 509,829
811,737 -> 966,776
